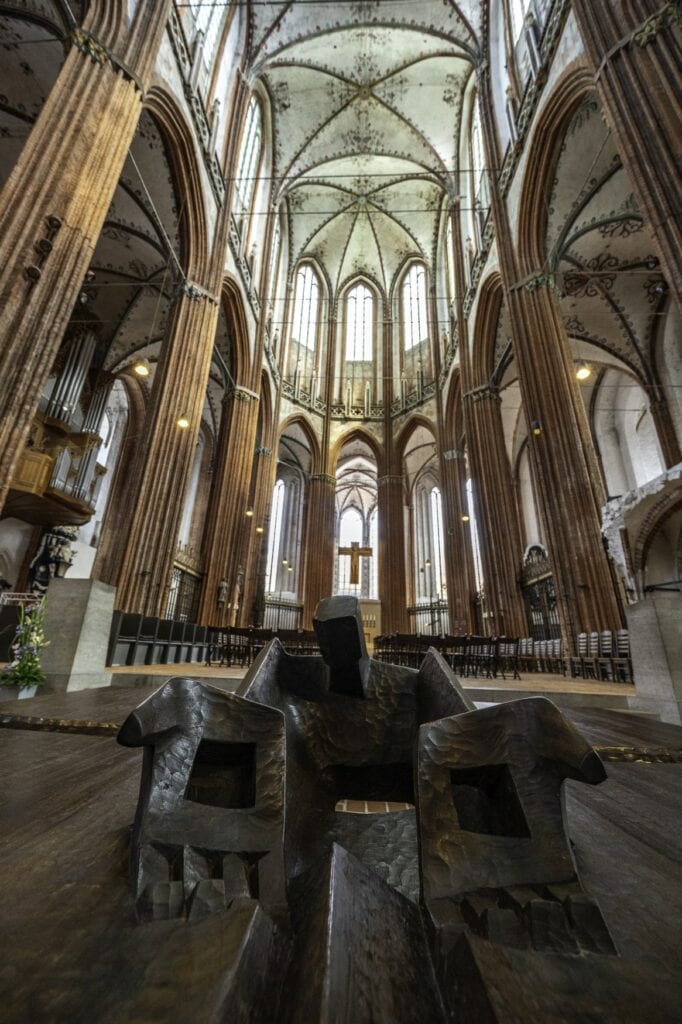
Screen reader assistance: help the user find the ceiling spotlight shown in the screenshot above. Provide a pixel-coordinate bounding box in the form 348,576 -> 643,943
287,566 -> 293,573
132,358 -> 150,378
530,421 -> 543,437
245,508 -> 254,517
255,525 -> 264,534
177,415 -> 190,429
461,514 -> 470,523
575,361 -> 591,381
282,558 -> 288,565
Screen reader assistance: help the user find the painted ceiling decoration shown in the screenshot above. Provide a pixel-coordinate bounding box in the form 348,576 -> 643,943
244,1 -> 481,297
547,94 -> 667,385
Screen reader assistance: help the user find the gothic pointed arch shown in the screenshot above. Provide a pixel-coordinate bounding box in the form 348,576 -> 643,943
144,87 -> 210,282
330,426 -> 383,477
221,275 -> 252,388
276,414 -> 322,476
471,272 -> 505,387
516,66 -> 596,275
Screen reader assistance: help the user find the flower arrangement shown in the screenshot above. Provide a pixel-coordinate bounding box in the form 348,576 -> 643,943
1,599 -> 49,690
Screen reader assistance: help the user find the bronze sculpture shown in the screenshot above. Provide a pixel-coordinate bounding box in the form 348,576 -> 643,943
118,596 -> 666,1022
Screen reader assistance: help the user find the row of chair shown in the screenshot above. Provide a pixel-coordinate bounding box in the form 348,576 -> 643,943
568,630 -> 632,682
373,634 -> 521,680
206,627 -> 319,667
374,631 -> 633,682
107,612 -> 210,667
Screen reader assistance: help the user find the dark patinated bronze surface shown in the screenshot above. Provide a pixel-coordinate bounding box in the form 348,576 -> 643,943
112,597 -> 681,1021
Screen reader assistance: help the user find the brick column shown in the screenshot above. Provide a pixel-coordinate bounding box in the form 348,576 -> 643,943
649,388 -> 682,468
377,473 -> 408,634
301,474 -> 336,628
476,68 -> 623,642
0,7 -> 171,510
571,0 -> 682,307
197,385 -> 260,627
116,286 -> 220,616
463,388 -> 528,637
440,446 -> 476,634
507,279 -> 623,636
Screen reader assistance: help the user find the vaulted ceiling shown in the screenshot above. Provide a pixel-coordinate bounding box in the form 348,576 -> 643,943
246,1 -> 481,297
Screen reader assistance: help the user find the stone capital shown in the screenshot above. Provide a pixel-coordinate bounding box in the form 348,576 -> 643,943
226,385 -> 259,404
71,28 -> 143,92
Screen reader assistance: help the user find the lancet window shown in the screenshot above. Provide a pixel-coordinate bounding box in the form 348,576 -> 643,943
470,100 -> 489,234
265,479 -> 286,593
234,96 -> 262,223
402,263 -> 429,352
189,1 -> 226,63
346,284 -> 374,362
291,264 -> 320,352
430,486 -> 446,600
466,478 -> 485,592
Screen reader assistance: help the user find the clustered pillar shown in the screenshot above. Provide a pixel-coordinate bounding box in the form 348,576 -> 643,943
198,385 -> 261,627
0,4 -> 172,510
301,475 -> 336,629
115,287 -> 220,617
463,388 -> 528,638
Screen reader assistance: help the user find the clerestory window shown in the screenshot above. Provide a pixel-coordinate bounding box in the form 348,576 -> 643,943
291,264 -> 320,351
346,284 -> 374,362
402,263 -> 429,351
234,96 -> 262,222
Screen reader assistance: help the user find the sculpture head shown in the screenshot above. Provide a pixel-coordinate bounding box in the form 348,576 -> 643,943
312,596 -> 368,697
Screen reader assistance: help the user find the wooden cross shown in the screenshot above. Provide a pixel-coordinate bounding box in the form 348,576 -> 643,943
338,541 -> 373,586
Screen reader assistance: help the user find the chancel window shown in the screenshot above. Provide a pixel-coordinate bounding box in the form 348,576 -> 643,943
346,284 -> 374,361
234,97 -> 262,222
266,479 -> 285,593
291,264 -> 320,351
402,263 -> 428,351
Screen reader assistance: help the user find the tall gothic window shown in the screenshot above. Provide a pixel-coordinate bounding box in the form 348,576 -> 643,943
190,2 -> 226,66
346,283 -> 373,361
470,100 -> 489,234
291,264 -> 320,351
466,478 -> 484,592
402,263 -> 428,351
445,218 -> 457,309
267,218 -> 281,307
430,486 -> 445,599
266,479 -> 285,593
234,96 -> 262,222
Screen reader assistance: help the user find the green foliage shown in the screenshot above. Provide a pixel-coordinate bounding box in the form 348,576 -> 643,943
1,599 -> 49,690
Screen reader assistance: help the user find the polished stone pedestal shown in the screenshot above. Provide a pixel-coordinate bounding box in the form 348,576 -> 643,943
41,578 -> 115,692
